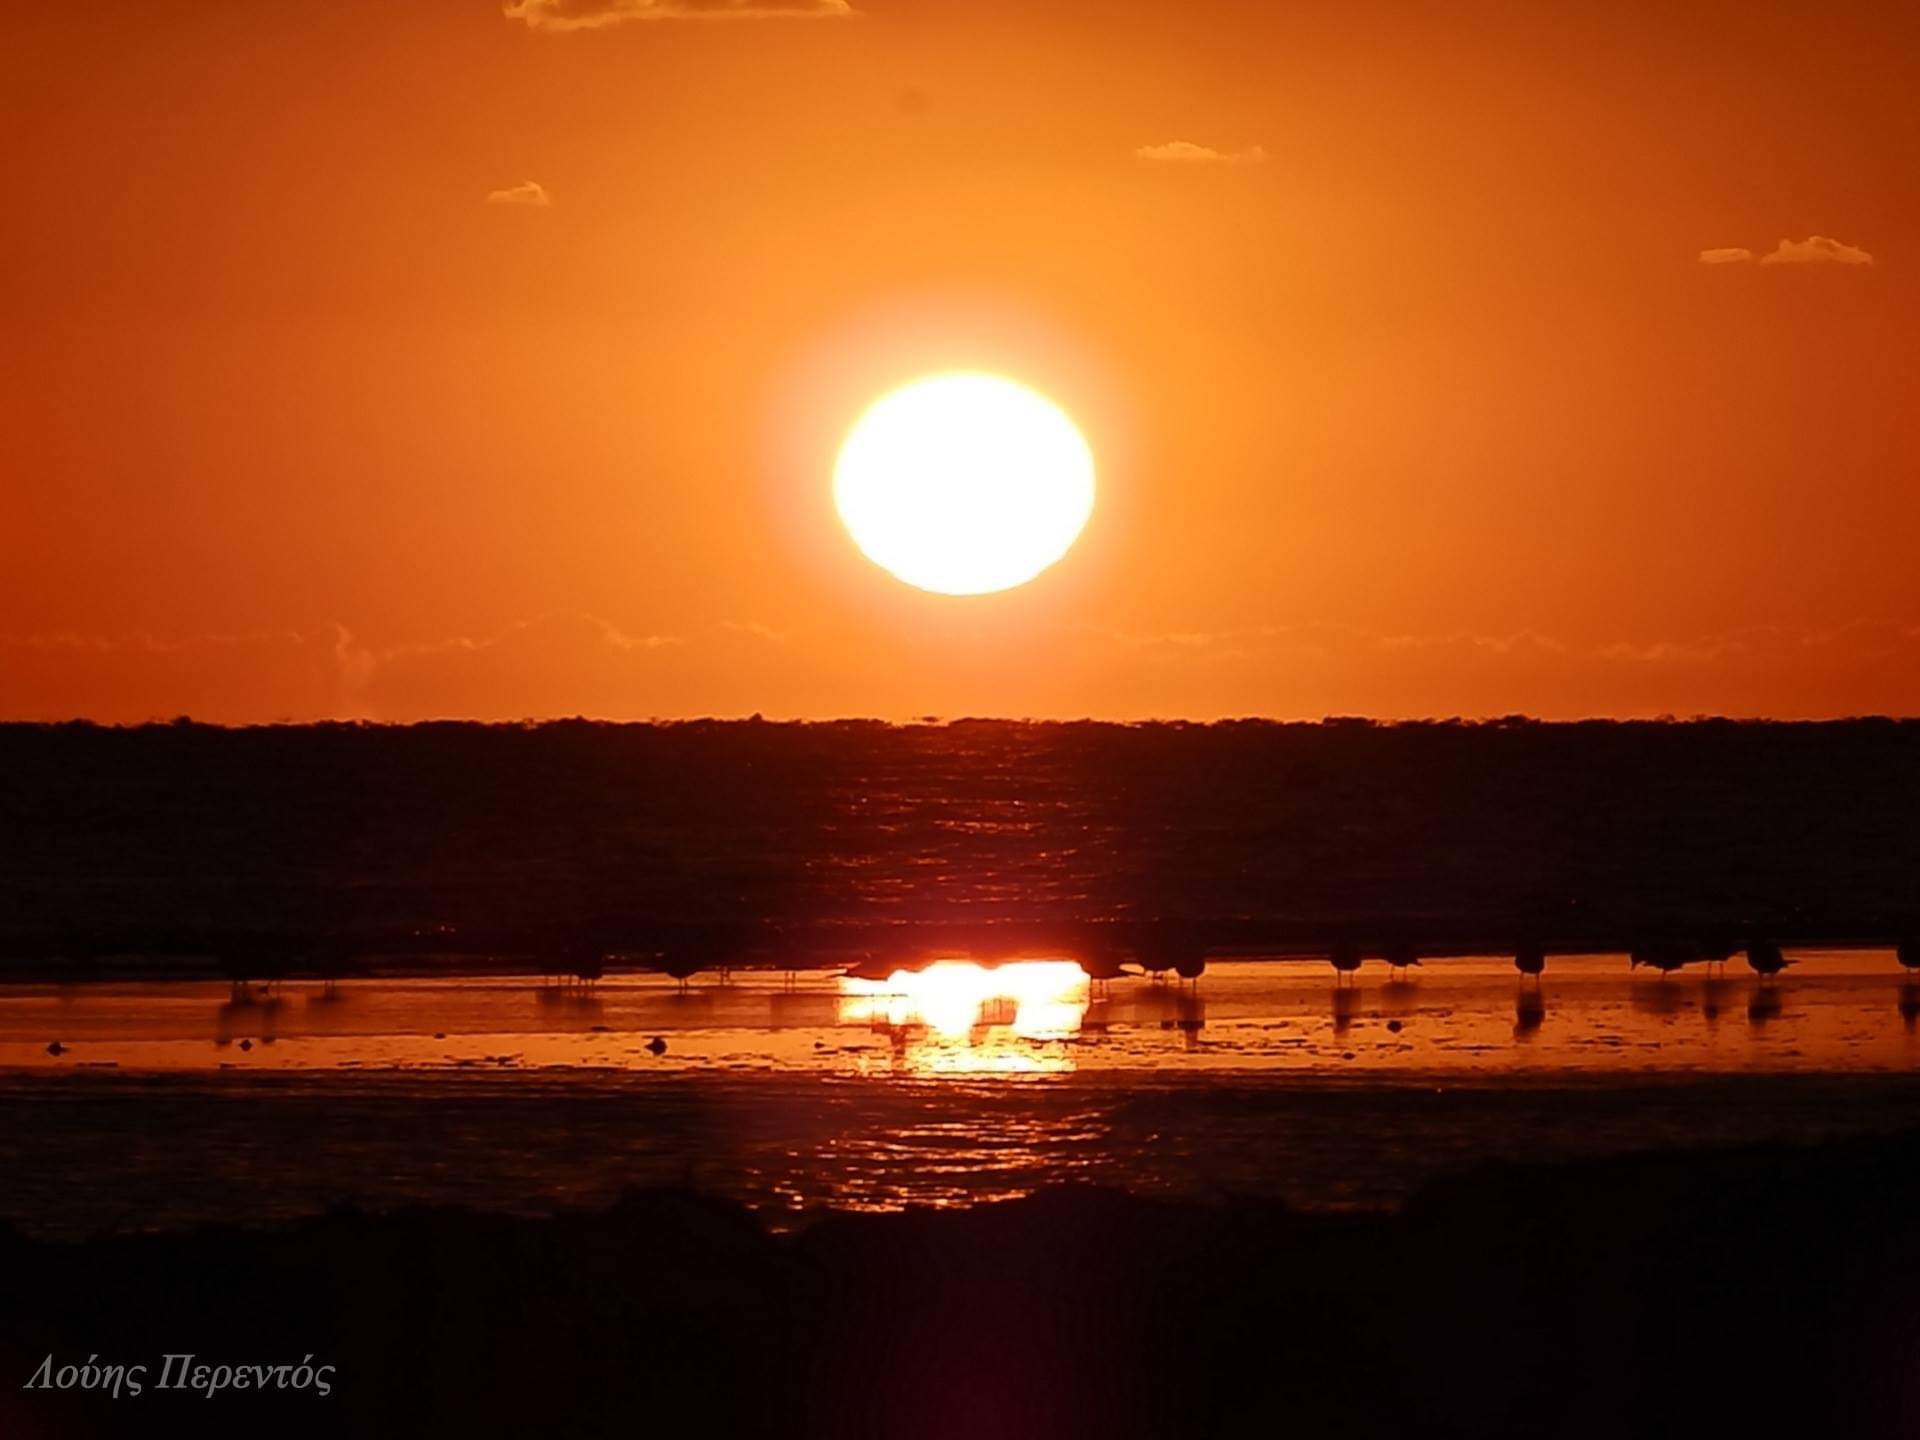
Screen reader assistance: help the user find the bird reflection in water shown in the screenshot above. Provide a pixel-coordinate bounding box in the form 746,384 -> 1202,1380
1157,992 -> 1207,1049
1513,986 -> 1545,1038
1701,977 -> 1728,1025
838,960 -> 1088,1075
1900,981 -> 1920,1033
1330,986 -> 1359,1036
1747,984 -> 1784,1026
214,989 -> 283,1049
535,985 -> 605,1026
1630,981 -> 1687,1017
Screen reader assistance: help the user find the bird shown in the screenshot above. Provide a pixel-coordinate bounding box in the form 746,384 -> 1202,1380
1697,941 -> 1736,976
1382,943 -> 1421,980
644,1035 -> 667,1057
658,954 -> 704,991
1897,939 -> 1920,973
1131,921 -> 1206,986
1513,943 -> 1547,983
840,953 -> 900,985
1629,942 -> 1695,978
45,1041 -> 65,1057
1077,949 -> 1137,997
1745,940 -> 1793,981
1328,940 -> 1363,986
570,948 -> 606,987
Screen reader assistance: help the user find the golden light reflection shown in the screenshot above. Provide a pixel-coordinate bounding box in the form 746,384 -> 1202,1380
837,959 -> 1089,1073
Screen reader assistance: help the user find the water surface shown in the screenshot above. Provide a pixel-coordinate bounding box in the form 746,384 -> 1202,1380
4,951 -> 1917,1235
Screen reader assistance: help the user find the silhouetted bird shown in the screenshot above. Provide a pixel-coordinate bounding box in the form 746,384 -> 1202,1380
45,1041 -> 65,1057
1513,944 -> 1547,983
841,954 -> 898,985
1897,940 -> 1920,973
1698,944 -> 1735,976
1078,950 -> 1137,996
1173,949 -> 1207,987
1629,943 -> 1694,978
1329,940 -> 1363,986
1382,943 -> 1420,980
570,948 -> 606,987
1745,940 -> 1792,980
659,955 -> 703,991
645,1035 -> 667,1057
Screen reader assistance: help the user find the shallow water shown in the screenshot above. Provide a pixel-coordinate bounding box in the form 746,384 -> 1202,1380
3,952 -> 1918,1235
5,952 -> 1919,1077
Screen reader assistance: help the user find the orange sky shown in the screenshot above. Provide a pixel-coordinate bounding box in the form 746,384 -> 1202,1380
4,0 -> 1917,721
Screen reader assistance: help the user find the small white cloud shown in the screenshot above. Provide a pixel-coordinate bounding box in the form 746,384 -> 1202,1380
486,180 -> 551,208
1133,141 -> 1268,167
1758,235 -> 1873,266
1698,247 -> 1754,265
505,0 -> 853,29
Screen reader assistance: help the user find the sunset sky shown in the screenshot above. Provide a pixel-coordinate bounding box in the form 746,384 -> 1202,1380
5,0 -> 1916,722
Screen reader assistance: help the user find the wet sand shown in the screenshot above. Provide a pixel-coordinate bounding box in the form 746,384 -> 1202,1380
7,1126 -> 1920,1439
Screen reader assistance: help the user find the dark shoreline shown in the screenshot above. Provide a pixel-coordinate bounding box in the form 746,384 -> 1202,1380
5,718 -> 1919,969
7,1123 -> 1920,1438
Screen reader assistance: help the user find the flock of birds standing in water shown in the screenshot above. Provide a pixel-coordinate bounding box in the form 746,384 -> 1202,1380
530,933 -> 1920,993
30,937 -> 1920,1060
501,934 -> 1920,992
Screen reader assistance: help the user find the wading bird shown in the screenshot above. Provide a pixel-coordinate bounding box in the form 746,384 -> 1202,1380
1745,940 -> 1792,981
1078,949 -> 1138,998
1329,940 -> 1363,986
1382,943 -> 1420,980
1513,943 -> 1547,984
657,954 -> 704,991
1629,942 -> 1695,978
1897,939 -> 1919,973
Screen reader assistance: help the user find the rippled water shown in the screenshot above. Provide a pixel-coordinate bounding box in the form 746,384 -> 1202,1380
3,952 -> 1918,1235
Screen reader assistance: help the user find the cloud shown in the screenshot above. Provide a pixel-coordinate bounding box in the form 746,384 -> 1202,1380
486,180 -> 551,208
8,616 -> 1920,723
505,0 -> 854,29
1698,247 -> 1754,265
1133,141 -> 1268,166
1068,621 -> 1920,720
1758,235 -> 1873,266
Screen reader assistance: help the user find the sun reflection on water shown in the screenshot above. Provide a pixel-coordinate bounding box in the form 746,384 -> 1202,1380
837,960 -> 1089,1074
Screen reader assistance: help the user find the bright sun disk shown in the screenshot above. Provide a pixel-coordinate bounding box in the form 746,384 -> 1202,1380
833,372 -> 1095,596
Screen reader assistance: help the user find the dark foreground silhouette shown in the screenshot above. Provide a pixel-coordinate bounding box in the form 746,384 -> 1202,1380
5,1126 -> 1919,1439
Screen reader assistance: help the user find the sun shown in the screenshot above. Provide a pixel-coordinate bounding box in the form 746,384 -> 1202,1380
833,372 -> 1096,596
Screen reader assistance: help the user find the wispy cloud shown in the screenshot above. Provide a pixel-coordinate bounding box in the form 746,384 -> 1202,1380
486,180 -> 552,208
505,0 -> 854,30
1759,235 -> 1873,266
9,616 -> 1920,723
1133,141 -> 1268,166
1699,237 -> 1873,268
